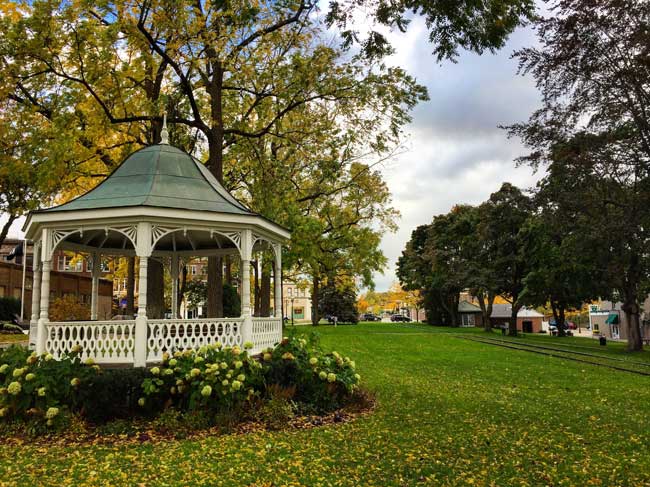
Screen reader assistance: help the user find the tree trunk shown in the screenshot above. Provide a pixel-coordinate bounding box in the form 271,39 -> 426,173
441,293 -> 459,327
558,306 -> 566,337
0,214 -> 17,249
207,257 -> 223,318
126,257 -> 135,315
477,290 -> 495,332
622,299 -> 643,351
260,266 -> 271,316
621,255 -> 643,351
203,60 -> 225,319
146,259 -> 165,319
178,265 -> 187,318
509,302 -> 520,336
225,255 -> 232,285
311,277 -> 320,326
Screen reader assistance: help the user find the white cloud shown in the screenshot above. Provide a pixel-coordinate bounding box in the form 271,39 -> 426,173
0,215 -> 25,240
369,18 -> 544,292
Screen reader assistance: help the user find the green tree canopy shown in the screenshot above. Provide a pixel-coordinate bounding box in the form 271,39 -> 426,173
506,0 -> 650,350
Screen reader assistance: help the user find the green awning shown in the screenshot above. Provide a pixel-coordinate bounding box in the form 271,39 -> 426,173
605,313 -> 619,325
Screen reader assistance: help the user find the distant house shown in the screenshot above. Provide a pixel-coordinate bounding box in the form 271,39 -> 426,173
588,301 -> 650,341
490,304 -> 544,333
283,282 -> 312,323
458,300 -> 483,327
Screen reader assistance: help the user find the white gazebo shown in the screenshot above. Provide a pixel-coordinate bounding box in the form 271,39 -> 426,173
23,127 -> 289,366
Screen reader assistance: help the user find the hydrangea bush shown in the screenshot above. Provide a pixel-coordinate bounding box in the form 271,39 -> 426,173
0,332 -> 362,432
138,342 -> 264,415
262,334 -> 361,411
0,346 -> 99,427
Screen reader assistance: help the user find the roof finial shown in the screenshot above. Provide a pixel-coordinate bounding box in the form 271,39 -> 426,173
160,112 -> 169,145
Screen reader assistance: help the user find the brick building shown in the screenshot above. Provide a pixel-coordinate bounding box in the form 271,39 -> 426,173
0,239 -> 113,323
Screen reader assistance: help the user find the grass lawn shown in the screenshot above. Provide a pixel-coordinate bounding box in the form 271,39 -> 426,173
1,322 -> 649,486
480,327 -> 650,363
0,334 -> 27,344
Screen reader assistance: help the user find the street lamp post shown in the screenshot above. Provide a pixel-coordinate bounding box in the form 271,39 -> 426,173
291,297 -> 296,326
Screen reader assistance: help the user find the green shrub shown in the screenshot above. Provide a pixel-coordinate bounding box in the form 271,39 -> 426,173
223,284 -> 241,317
182,409 -> 213,431
139,342 -> 264,416
0,348 -> 99,426
0,297 -> 20,321
150,409 -> 215,438
261,333 -> 361,411
0,333 -> 363,433
258,395 -> 295,430
150,408 -> 184,435
78,368 -> 150,423
0,345 -> 30,368
95,418 -> 138,437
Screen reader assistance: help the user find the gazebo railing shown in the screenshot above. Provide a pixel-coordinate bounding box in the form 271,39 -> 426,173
146,317 -> 244,362
251,317 -> 283,354
45,320 -> 136,364
44,317 -> 283,364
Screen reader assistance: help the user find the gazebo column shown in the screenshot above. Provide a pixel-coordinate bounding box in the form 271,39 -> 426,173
240,229 -> 253,345
90,252 -> 101,320
29,241 -> 42,350
171,254 -> 179,319
36,259 -> 51,355
274,244 -> 282,318
134,222 -> 152,367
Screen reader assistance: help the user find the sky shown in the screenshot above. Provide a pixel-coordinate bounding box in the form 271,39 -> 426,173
1,11 -> 545,292
368,18 -> 545,292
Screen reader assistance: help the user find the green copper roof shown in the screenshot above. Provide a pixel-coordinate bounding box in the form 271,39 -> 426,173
42,144 -> 254,215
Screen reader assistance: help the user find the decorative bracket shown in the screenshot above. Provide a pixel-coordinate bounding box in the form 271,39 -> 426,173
151,225 -> 181,249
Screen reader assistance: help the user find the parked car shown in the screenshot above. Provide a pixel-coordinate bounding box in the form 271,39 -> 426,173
361,313 -> 380,321
391,314 -> 411,322
549,324 -> 573,336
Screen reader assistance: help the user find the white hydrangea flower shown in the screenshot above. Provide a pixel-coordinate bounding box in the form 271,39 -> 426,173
7,381 -> 21,395
45,407 -> 59,419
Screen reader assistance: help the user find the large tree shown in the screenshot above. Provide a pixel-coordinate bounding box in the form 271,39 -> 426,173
397,202 -> 510,330
318,279 -> 359,324
425,205 -> 480,327
507,0 -> 650,350
476,183 -> 533,335
520,200 -> 602,337
2,0 -> 536,321
327,0 -> 536,60
461,203 -> 501,332
3,0 -> 425,318
396,214 -> 467,327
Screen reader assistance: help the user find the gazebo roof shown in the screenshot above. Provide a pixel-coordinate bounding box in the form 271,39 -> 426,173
39,144 -> 254,215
